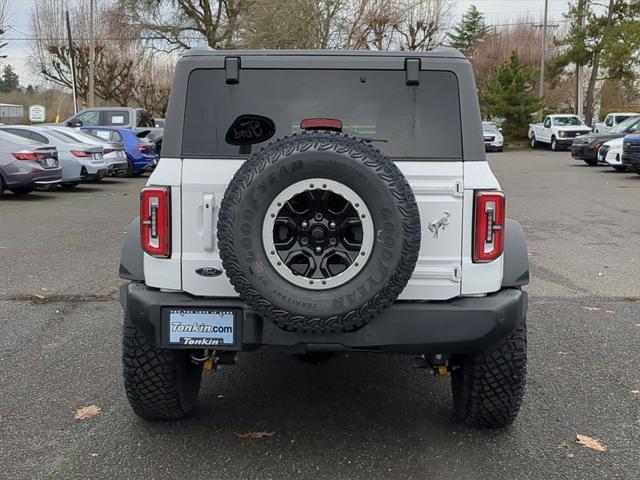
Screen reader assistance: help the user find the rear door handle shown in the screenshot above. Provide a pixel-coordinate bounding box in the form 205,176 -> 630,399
203,193 -> 215,251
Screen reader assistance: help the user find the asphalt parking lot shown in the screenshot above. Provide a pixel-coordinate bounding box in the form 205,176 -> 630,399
1,150 -> 639,479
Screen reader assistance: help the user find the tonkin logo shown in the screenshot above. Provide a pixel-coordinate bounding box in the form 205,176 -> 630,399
428,212 -> 451,239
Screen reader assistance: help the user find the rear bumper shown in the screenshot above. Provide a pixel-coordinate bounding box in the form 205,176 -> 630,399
622,153 -> 640,171
120,283 -> 527,354
81,167 -> 107,180
4,167 -> 62,188
571,144 -> 596,159
108,162 -> 129,174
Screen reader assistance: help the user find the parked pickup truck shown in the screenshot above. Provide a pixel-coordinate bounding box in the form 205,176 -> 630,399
593,112 -> 638,134
63,107 -> 162,134
529,114 -> 591,151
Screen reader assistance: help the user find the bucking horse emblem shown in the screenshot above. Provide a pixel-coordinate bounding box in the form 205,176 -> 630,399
428,212 -> 451,239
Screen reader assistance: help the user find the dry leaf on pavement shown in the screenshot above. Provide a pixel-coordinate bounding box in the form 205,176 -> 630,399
631,390 -> 640,395
582,306 -> 601,312
576,434 -> 606,452
74,405 -> 102,420
234,431 -> 275,439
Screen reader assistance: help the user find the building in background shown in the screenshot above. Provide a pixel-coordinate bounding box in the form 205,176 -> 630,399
0,103 -> 24,124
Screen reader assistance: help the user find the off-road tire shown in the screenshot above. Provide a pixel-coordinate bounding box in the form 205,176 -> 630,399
451,316 -> 527,429
122,315 -> 203,420
218,131 -> 420,334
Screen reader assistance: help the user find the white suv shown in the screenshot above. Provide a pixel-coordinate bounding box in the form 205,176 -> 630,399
119,49 -> 530,429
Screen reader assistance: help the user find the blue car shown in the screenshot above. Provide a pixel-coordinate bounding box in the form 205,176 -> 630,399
621,134 -> 640,175
81,126 -> 159,176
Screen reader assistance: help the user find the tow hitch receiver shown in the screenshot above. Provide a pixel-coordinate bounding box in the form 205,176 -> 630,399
191,350 -> 237,373
413,354 -> 450,376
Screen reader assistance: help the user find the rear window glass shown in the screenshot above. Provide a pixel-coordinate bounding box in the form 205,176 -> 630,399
183,69 -> 462,160
104,111 -> 130,126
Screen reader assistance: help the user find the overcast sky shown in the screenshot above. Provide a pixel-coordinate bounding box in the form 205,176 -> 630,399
3,0 -> 572,86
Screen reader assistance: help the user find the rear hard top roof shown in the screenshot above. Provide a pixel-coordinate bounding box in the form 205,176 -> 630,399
183,47 -> 466,60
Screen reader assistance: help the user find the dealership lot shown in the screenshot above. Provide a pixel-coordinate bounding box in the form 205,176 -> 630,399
1,150 -> 639,479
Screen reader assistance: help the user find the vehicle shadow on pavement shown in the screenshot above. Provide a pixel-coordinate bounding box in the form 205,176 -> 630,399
0,193 -> 56,201
122,353 -> 518,474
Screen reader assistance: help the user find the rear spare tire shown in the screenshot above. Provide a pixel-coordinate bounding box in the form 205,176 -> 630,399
218,131 -> 420,333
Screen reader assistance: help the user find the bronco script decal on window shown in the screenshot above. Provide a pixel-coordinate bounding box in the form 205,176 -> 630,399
225,114 -> 276,146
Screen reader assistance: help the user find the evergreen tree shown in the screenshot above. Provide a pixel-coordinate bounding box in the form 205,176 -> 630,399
481,52 -> 542,141
447,5 -> 489,53
0,64 -> 19,93
550,0 -> 640,125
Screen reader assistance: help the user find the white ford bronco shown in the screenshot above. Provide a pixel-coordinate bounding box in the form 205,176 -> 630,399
119,49 -> 529,429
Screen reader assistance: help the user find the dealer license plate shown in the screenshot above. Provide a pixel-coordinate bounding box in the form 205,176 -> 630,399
168,309 -> 236,346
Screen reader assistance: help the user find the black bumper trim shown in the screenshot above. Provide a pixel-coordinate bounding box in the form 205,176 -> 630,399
121,284 -> 527,354
621,153 -> 640,171
571,145 -> 596,160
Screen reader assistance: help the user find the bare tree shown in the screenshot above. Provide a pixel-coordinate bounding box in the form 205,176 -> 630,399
336,0 -> 452,51
118,0 -> 254,51
394,0 -> 453,51
0,0 -> 7,57
31,0 -> 141,105
133,59 -> 174,117
242,0 -> 344,49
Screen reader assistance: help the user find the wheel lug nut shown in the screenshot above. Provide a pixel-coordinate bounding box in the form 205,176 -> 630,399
301,221 -> 308,229
329,238 -> 336,245
329,221 -> 336,229
301,238 -> 308,245
314,213 -> 323,221
315,246 -> 322,254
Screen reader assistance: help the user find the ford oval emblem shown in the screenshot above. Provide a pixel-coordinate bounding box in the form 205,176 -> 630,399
195,266 -> 223,277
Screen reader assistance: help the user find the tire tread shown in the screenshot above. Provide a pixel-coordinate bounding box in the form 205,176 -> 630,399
452,317 -> 527,428
122,317 -> 201,420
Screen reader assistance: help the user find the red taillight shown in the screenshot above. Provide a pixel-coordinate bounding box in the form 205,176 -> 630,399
473,191 -> 505,263
300,118 -> 343,131
12,151 -> 41,161
140,187 -> 170,258
70,150 -> 91,157
135,143 -> 154,152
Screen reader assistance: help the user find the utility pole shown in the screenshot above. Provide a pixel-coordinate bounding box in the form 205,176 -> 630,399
89,0 -> 95,107
539,0 -> 549,99
65,10 -> 78,114
576,0 -> 586,119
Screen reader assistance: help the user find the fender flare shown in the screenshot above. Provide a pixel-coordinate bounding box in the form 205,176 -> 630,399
119,217 -> 144,282
502,219 -> 529,287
